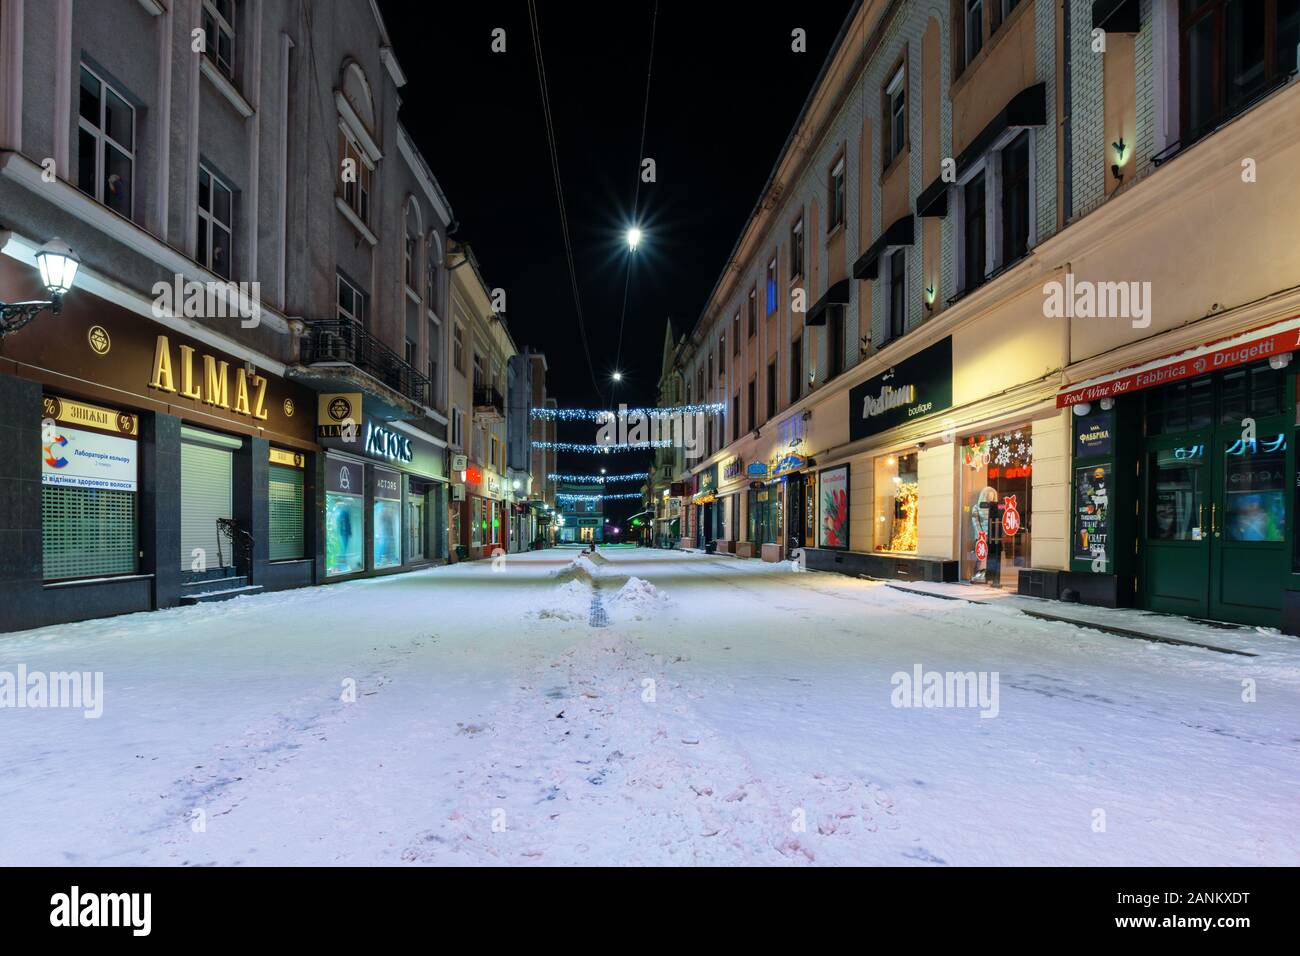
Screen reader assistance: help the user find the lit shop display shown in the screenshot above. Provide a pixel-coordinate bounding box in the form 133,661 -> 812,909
872,452 -> 918,553
959,426 -> 1033,584
373,467 -> 402,569
325,456 -> 365,576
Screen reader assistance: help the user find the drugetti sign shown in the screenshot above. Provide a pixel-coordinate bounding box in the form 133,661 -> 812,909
848,337 -> 952,442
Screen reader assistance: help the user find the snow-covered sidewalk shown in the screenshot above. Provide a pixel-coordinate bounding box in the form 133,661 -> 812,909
1,548 -> 1297,866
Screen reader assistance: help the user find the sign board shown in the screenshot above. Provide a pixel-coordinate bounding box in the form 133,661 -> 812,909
41,425 -> 138,491
325,456 -> 363,496
374,467 -> 402,501
1074,409 -> 1114,458
317,393 -> 363,439
269,447 -> 305,468
746,462 -> 769,479
848,337 -> 952,442
42,394 -> 137,437
697,464 -> 718,496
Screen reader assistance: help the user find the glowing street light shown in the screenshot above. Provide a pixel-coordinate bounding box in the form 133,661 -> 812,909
611,370 -> 623,383
626,227 -> 642,250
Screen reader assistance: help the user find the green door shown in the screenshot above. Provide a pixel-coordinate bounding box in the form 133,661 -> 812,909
1143,435 -> 1212,618
1208,420 -> 1290,626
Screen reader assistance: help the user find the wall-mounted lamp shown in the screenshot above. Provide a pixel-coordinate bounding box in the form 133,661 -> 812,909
1072,402 -> 1093,417
1111,137 -> 1128,183
924,284 -> 936,313
0,238 -> 80,337
1098,396 -> 1115,411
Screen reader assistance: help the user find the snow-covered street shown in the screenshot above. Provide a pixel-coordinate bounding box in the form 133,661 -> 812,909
2,548 -> 1298,867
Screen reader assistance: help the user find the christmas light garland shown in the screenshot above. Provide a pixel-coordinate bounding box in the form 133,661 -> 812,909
532,440 -> 672,452
556,491 -> 646,503
547,472 -> 644,484
530,402 -> 725,421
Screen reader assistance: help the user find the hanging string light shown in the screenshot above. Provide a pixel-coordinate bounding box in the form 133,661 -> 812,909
530,402 -> 725,421
547,472 -> 645,483
532,440 -> 673,452
557,491 -> 645,503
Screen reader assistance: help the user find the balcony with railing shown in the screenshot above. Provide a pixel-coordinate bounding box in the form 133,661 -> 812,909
299,318 -> 431,409
473,384 -> 505,421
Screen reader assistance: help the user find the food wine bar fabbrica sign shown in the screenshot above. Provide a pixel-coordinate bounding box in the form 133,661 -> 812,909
848,337 -> 952,442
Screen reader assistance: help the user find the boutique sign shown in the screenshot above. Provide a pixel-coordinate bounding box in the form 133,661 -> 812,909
849,337 -> 952,442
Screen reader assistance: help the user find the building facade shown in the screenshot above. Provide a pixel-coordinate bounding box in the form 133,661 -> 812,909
0,0 -> 488,631
673,0 -> 1300,631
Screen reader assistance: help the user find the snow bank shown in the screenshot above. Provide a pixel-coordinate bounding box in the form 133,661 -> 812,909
551,553 -> 602,584
526,579 -> 592,621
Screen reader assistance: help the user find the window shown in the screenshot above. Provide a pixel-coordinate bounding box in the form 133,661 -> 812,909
962,171 -> 986,293
77,65 -> 135,219
473,352 -> 485,389
965,0 -> 984,68
719,335 -> 726,375
268,459 -> 305,561
197,165 -> 233,279
404,233 -> 418,289
733,314 -> 741,352
874,452 -> 919,553
1181,0 -> 1299,145
790,336 -> 803,404
884,65 -> 907,165
1001,131 -> 1030,266
887,250 -> 907,342
405,336 -> 418,368
201,0 -> 236,80
748,289 -> 757,337
337,272 -> 366,325
828,306 -> 845,380
828,157 -> 846,231
427,318 -> 440,392
732,393 -> 740,442
766,359 -> 777,420
451,407 -> 464,447
707,353 -> 714,391
425,249 -> 439,309
766,258 -> 778,314
747,378 -> 756,433
337,127 -> 371,224
453,325 -> 465,373
790,217 -> 805,279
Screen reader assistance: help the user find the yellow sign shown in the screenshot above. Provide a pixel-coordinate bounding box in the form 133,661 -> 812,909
41,394 -> 138,436
148,334 -> 270,420
268,447 -> 305,468
316,392 -> 363,437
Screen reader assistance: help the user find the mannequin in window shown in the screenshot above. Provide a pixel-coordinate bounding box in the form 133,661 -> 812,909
970,485 -> 998,583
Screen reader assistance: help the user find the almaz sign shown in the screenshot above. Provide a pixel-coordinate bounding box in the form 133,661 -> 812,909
363,421 -> 413,464
849,337 -> 952,442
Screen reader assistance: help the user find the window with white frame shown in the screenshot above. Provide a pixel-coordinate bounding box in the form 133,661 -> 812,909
337,272 -> 366,325
197,164 -> 233,279
790,216 -> 804,278
77,64 -> 135,219
201,0 -> 236,80
427,316 -> 441,397
451,407 -> 464,448
828,156 -> 846,230
884,65 -> 907,165
453,324 -> 465,373
965,0 -> 984,67
425,241 -> 440,309
337,127 -> 372,225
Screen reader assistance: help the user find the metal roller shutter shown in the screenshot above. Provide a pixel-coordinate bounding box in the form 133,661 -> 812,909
181,441 -> 234,571
268,463 -> 305,560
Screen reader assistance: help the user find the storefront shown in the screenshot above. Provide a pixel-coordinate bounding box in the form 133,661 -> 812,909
1057,317 -> 1299,629
318,405 -> 449,577
692,464 -> 719,549
957,425 -> 1034,586
0,263 -> 319,632
454,463 -> 507,559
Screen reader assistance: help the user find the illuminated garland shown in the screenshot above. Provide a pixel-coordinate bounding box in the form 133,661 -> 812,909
547,472 -> 644,484
532,440 -> 672,452
530,403 -> 725,421
557,492 -> 645,503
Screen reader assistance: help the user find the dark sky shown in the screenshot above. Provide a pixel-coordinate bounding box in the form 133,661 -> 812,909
379,0 -> 856,521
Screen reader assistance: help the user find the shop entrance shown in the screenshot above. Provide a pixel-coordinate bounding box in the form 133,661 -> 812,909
180,427 -> 240,572
1140,364 -> 1291,626
408,495 -> 426,561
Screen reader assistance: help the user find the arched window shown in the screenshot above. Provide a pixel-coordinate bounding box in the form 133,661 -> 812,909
336,61 -> 380,231
404,196 -> 422,291
425,231 -> 443,312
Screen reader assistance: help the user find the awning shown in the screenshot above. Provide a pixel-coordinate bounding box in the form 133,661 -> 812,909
916,83 -> 1047,218
805,278 -> 851,326
852,215 -> 915,279
1056,314 -> 1300,408
1093,0 -> 1140,32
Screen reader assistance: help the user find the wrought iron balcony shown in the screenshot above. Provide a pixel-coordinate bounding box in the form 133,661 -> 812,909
300,318 -> 431,407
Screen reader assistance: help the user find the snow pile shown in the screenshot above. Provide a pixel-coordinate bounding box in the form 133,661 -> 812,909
551,553 -> 602,584
606,576 -> 671,621
528,579 -> 592,621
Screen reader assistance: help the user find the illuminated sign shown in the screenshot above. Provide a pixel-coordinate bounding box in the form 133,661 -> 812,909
363,421 -> 413,464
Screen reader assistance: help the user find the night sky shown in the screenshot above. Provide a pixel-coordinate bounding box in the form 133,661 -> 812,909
379,0 -> 856,522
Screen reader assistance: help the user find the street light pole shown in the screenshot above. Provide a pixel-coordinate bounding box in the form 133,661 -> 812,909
0,238 -> 81,338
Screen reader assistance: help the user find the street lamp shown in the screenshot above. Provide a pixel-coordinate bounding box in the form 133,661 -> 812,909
611,370 -> 623,383
1,239 -> 80,337
626,227 -> 642,250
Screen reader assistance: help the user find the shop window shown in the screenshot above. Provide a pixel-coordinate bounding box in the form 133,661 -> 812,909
1144,377 -> 1214,435
960,425 -> 1033,584
197,164 -> 233,279
1149,447 -> 1204,540
747,485 -> 781,545
268,460 -> 305,560
1223,434 -> 1287,542
77,64 -> 135,220
325,459 -> 364,575
373,467 -> 402,569
1218,364 -> 1285,425
873,452 -> 919,553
